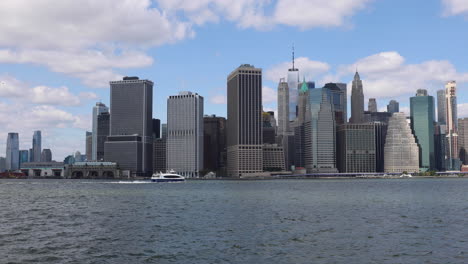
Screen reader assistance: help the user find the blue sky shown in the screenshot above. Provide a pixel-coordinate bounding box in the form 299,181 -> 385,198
1,0 -> 468,159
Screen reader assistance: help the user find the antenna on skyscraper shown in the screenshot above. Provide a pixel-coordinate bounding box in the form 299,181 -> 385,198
292,44 -> 295,70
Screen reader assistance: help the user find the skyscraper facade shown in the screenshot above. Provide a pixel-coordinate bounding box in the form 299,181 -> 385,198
350,72 -> 365,124
437,89 -> 447,125
435,124 -> 447,171
277,78 -> 289,136
384,113 -> 420,173
445,81 -> 460,170
104,77 -> 153,176
324,83 -> 347,125
6,133 -> 19,171
41,149 -> 52,162
459,118 -> 468,165
167,91 -> 204,178
97,112 -> 110,161
203,115 -> 226,174
288,59 -> 299,122
337,124 -> 376,173
19,150 -> 29,167
152,119 -> 161,140
374,122 -> 388,172
368,98 -> 377,112
410,89 -> 435,171
85,131 -> 92,161
92,102 -> 109,161
304,88 -> 338,173
294,79 -> 312,168
387,100 -> 399,113
32,130 -> 41,162
227,64 -> 263,177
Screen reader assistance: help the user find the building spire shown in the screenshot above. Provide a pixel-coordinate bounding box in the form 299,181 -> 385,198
292,44 -> 295,70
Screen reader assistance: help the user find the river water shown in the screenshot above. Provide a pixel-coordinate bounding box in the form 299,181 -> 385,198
1,178 -> 468,263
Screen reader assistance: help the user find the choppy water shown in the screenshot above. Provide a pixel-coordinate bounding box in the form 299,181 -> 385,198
1,178 -> 468,263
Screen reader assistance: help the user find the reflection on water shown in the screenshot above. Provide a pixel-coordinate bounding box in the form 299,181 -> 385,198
1,178 -> 468,263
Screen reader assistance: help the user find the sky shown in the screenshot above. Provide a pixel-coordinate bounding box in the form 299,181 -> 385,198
1,0 -> 468,160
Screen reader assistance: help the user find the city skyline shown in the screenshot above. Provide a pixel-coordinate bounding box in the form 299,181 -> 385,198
1,0 -> 468,159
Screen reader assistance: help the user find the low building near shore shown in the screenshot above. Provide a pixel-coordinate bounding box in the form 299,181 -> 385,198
20,162 -> 65,178
65,162 -> 121,179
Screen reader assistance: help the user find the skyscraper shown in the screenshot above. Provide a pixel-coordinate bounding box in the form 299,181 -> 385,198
96,112 -> 110,161
85,131 -> 92,161
435,124 -> 447,171
6,133 -> 19,171
304,88 -> 338,173
152,119 -> 161,139
410,89 -> 435,171
32,130 -> 41,162
277,78 -> 289,136
227,64 -> 263,177
41,149 -> 52,162
92,103 -> 109,161
337,124 -> 376,173
324,83 -> 347,125
445,81 -> 460,170
294,79 -> 311,168
167,91 -> 204,178
384,113 -> 419,173
203,115 -> 226,174
368,98 -> 377,112
350,72 -> 365,124
459,118 -> 468,165
437,89 -> 447,125
104,76 -> 153,176
19,150 -> 29,167
288,50 -> 299,123
387,100 -> 399,113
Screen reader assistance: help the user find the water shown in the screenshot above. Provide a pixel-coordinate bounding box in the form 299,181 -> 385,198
1,178 -> 468,263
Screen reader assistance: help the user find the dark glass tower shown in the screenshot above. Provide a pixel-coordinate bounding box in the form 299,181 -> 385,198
104,77 -> 153,176
97,112 -> 110,161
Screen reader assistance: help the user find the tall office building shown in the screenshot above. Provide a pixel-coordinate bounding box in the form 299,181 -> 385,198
304,88 -> 338,173
368,98 -> 377,112
350,72 -> 365,124
28,148 -> 33,162
152,119 -> 161,139
92,102 -> 109,161
0,157 -> 5,172
435,124 -> 447,171
374,122 -> 388,172
19,150 -> 29,167
85,131 -> 92,161
387,100 -> 399,113
32,130 -> 41,162
324,83 -> 347,125
262,112 -> 276,144
384,113 -> 420,173
96,112 -> 110,161
288,50 -> 299,122
227,64 -> 263,177
294,79 -> 312,168
153,138 -> 166,173
167,91 -> 204,178
41,149 -> 52,162
104,76 -> 153,176
337,124 -> 376,173
445,81 -> 460,170
458,118 -> 468,165
437,89 -> 447,125
6,133 -> 19,171
203,115 -> 226,173
161,124 -> 168,139
410,89 -> 435,171
277,78 -> 289,136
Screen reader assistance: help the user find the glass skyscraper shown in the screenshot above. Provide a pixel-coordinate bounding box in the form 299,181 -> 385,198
32,130 -> 41,162
410,89 -> 435,171
387,100 -> 400,113
6,133 -> 19,171
92,102 -> 109,161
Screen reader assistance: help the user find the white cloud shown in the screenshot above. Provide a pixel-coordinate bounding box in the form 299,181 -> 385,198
458,104 -> 468,118
265,57 -> 330,82
209,94 -> 227,104
273,0 -> 372,29
337,51 -> 468,99
442,0 -> 468,16
0,75 -> 88,106
156,0 -> 372,30
263,86 -> 277,104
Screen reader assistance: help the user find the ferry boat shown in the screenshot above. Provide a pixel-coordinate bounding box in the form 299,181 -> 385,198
151,170 -> 185,182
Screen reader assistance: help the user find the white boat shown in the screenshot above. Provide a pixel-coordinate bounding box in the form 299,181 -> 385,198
400,173 -> 413,178
151,170 -> 185,182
